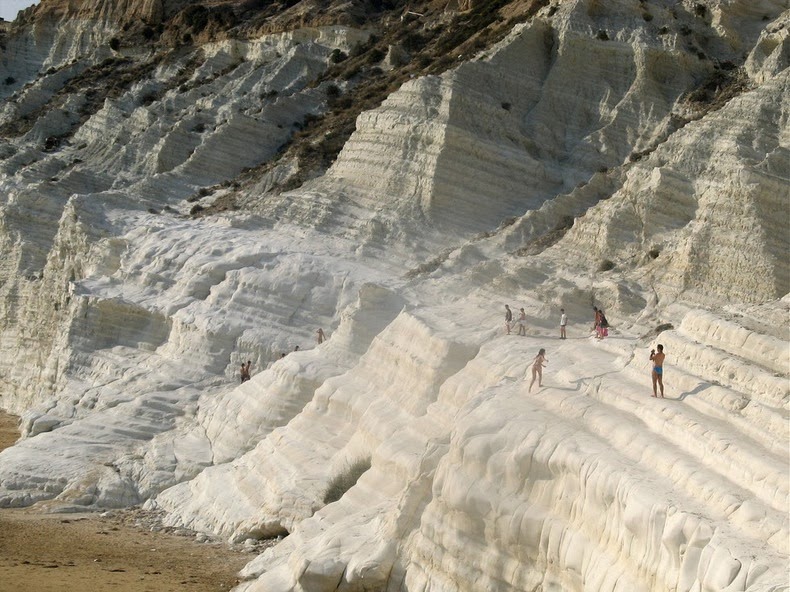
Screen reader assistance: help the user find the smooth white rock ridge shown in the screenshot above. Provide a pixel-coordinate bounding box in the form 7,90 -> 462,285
0,1 -> 787,591
0,25 -> 369,411
211,303 -> 788,592
317,11 -> 710,243
558,68 -> 790,305
0,207 -> 402,503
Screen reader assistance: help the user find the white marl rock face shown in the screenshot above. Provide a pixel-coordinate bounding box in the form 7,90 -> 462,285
0,1 -> 788,591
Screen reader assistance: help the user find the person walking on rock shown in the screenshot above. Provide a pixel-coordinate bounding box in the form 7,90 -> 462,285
316,328 -> 325,344
592,307 -> 601,338
504,304 -> 513,335
559,308 -> 567,339
517,308 -> 527,336
593,306 -> 608,339
599,309 -> 609,338
650,344 -> 665,398
240,360 -> 251,383
528,348 -> 548,392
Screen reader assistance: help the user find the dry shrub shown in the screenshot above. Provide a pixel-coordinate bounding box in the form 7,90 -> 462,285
323,458 -> 371,504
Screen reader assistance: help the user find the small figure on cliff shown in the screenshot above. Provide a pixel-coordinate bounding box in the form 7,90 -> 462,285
599,309 -> 609,338
316,328 -> 325,344
517,308 -> 527,336
528,348 -> 548,392
504,304 -> 513,335
559,308 -> 567,339
650,344 -> 665,398
593,306 -> 608,339
240,360 -> 251,383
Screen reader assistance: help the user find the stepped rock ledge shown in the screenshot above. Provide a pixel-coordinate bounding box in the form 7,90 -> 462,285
0,0 -> 788,591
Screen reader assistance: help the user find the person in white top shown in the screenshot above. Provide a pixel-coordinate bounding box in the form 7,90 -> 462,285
517,308 -> 527,336
559,308 -> 567,339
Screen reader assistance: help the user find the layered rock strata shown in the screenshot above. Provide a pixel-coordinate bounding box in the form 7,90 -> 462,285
0,1 -> 787,591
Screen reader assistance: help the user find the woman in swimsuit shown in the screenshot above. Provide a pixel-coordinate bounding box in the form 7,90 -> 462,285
528,348 -> 548,392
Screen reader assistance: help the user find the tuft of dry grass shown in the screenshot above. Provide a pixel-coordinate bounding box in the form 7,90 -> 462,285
323,458 -> 371,504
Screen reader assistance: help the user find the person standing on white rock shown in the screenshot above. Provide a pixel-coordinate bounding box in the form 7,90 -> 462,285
240,360 -> 251,383
559,308 -> 567,339
504,304 -> 513,335
650,344 -> 665,398
517,308 -> 527,336
528,348 -> 548,392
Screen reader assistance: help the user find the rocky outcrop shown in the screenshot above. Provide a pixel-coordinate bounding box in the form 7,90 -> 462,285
0,1 -> 787,591
560,67 -> 789,304
0,24 -> 368,412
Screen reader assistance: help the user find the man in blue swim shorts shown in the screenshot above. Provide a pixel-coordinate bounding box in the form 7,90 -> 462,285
650,344 -> 665,398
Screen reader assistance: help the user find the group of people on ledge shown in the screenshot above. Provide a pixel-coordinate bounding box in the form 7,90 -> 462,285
504,304 -> 602,341
238,304 -> 667,398
504,304 -> 666,397
238,328 -> 328,384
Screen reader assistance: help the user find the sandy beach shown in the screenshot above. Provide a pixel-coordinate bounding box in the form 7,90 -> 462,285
0,412 -> 255,592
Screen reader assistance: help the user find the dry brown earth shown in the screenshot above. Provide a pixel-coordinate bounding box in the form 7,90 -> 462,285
0,412 -> 254,592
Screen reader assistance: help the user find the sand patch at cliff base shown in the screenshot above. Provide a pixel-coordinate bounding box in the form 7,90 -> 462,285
0,411 -> 19,450
0,507 -> 253,592
0,412 -> 260,592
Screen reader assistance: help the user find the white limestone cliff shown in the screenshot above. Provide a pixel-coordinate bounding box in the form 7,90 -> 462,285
0,1 -> 788,591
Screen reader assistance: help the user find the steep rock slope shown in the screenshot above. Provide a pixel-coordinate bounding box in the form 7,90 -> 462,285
0,1 -> 788,591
